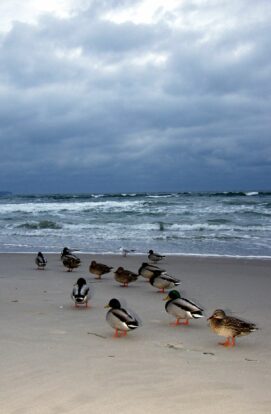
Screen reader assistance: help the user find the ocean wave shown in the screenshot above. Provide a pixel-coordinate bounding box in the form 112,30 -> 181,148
0,200 -> 146,214
167,223 -> 230,231
59,221 -> 271,235
16,220 -> 62,230
207,191 -> 249,197
196,191 -> 269,197
9,192 -> 150,202
158,234 -> 254,241
207,218 -> 232,224
241,210 -> 271,217
0,191 -> 270,256
3,191 -> 271,204
146,194 -> 173,199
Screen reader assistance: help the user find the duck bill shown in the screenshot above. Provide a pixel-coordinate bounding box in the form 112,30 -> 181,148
104,304 -> 110,309
163,295 -> 170,301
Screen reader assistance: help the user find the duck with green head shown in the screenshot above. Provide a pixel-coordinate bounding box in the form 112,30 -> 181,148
105,298 -> 140,338
164,290 -> 204,326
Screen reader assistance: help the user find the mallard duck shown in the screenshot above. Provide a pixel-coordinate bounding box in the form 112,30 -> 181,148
105,298 -> 139,337
114,267 -> 138,287
208,309 -> 257,347
89,260 -> 113,279
62,254 -> 81,272
35,251 -> 47,270
164,290 -> 204,326
61,247 -> 73,257
149,271 -> 180,293
71,278 -> 90,307
61,247 -> 81,272
138,262 -> 165,280
148,250 -> 165,263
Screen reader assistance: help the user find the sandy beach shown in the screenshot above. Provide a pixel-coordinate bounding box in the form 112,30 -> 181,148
0,253 -> 270,414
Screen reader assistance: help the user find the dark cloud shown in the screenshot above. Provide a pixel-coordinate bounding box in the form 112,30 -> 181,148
0,0 -> 270,193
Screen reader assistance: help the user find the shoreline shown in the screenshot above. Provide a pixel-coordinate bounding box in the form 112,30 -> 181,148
1,251 -> 271,261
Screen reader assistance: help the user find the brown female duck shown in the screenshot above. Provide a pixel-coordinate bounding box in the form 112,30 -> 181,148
114,267 -> 138,287
89,260 -> 113,279
208,309 -> 257,347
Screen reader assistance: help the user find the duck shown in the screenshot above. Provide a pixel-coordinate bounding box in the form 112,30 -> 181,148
105,298 -> 139,337
208,309 -> 258,347
35,251 -> 47,270
164,290 -> 204,326
61,247 -> 73,257
71,277 -> 90,307
148,249 -> 166,263
61,247 -> 81,272
114,267 -> 138,287
138,262 -> 165,280
149,271 -> 180,293
119,247 -> 136,257
89,260 -> 113,279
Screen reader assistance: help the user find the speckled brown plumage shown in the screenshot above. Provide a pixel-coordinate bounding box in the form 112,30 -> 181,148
89,260 -> 113,279
114,267 -> 138,287
208,309 -> 257,347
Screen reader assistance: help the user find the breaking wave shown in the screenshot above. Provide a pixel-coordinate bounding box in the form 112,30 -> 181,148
17,220 -> 62,230
0,191 -> 270,256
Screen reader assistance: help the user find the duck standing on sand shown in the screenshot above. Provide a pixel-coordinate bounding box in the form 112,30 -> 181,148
105,298 -> 140,337
208,309 -> 257,347
114,267 -> 138,287
164,290 -> 204,326
138,262 -> 165,280
71,277 -> 90,307
149,271 -> 180,293
89,260 -> 113,280
148,250 -> 165,263
61,247 -> 81,272
35,251 -> 47,270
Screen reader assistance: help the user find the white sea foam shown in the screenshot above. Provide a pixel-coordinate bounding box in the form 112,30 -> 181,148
0,192 -> 271,256
0,200 -> 145,214
245,192 -> 259,196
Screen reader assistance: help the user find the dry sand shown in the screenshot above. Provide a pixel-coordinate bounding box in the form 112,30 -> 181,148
0,253 -> 271,414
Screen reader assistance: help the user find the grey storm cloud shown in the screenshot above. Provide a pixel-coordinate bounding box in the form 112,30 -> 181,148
0,0 -> 270,193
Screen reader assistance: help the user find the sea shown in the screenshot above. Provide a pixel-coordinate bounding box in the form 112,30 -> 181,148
0,191 -> 271,258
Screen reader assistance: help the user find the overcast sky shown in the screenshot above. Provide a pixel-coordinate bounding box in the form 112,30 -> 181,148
0,0 -> 270,194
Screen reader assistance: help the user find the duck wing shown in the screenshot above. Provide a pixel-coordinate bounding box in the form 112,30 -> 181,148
146,264 -> 165,271
112,308 -> 139,327
173,298 -> 203,313
101,264 -> 113,272
124,270 -> 138,280
224,316 -> 257,336
159,273 -> 180,285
